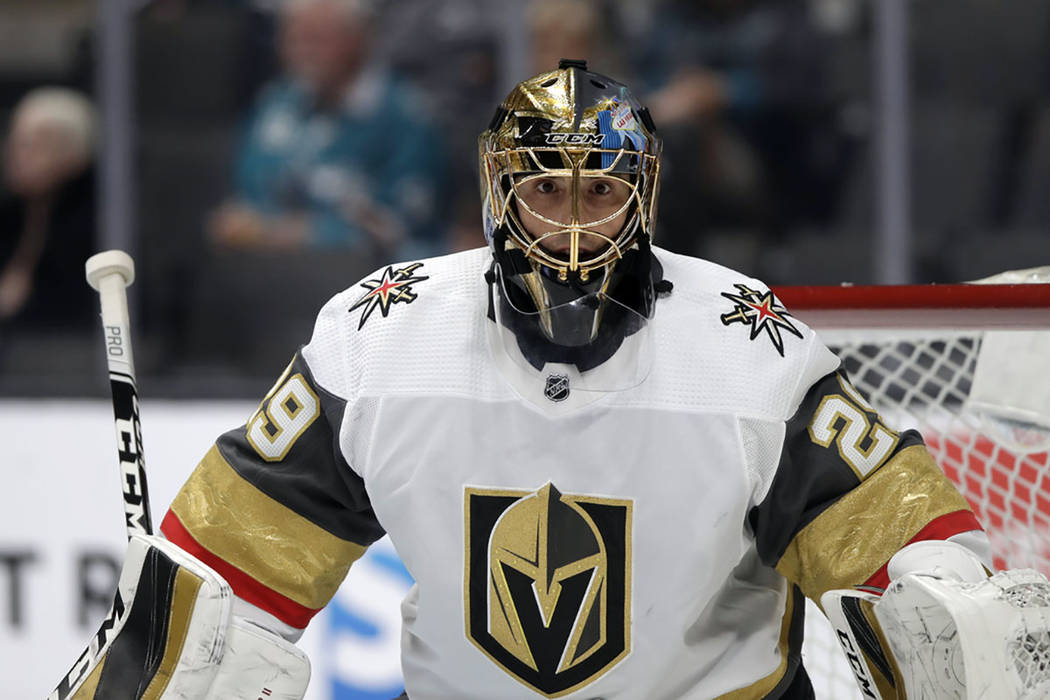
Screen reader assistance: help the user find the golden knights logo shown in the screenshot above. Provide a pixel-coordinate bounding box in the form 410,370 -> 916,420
465,483 -> 632,697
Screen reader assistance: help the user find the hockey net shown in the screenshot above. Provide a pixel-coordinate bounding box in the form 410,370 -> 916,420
774,278 -> 1050,699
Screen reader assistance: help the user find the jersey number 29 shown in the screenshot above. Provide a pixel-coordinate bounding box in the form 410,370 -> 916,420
246,373 -> 321,461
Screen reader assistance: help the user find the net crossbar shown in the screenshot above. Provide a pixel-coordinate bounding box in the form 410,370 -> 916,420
771,282 -> 1050,699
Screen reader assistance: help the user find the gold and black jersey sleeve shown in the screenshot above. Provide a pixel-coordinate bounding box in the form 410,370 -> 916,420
748,368 -> 982,606
161,351 -> 384,629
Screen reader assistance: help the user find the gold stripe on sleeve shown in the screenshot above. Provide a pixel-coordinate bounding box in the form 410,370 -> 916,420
776,444 -> 973,605
170,445 -> 367,609
141,566 -> 204,700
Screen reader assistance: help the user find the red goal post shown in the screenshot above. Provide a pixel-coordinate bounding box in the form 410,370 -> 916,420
770,281 -> 1050,699
775,282 -> 1050,329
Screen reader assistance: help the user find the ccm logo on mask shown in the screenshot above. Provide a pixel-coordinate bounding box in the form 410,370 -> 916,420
544,133 -> 606,146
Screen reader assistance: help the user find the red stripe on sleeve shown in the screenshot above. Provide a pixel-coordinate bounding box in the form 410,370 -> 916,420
861,509 -> 984,593
161,509 -> 321,629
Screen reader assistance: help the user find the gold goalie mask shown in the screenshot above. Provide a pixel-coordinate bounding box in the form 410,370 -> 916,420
481,60 -> 663,374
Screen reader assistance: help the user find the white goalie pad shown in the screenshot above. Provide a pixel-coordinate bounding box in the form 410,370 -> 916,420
203,616 -> 311,700
50,534 -> 310,700
875,569 -> 1050,699
50,534 -> 232,699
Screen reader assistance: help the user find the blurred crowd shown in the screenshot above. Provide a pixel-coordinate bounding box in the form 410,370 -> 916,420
2,0 -> 1050,395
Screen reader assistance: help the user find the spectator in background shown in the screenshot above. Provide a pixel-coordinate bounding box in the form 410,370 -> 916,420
375,0 -> 501,254
632,0 -> 843,258
209,0 -> 447,261
526,0 -> 624,79
0,87 -> 96,332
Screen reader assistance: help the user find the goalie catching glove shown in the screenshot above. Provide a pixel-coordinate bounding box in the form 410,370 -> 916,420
822,540 -> 1050,699
50,534 -> 310,700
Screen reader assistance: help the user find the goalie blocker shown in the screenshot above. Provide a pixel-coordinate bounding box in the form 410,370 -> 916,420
50,535 -> 310,700
822,540 -> 1050,699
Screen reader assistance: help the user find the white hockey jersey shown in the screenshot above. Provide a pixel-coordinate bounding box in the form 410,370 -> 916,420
162,246 -> 982,699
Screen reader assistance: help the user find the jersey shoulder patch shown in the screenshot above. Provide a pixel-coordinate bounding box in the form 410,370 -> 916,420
718,282 -> 804,357
304,247 -> 496,402
653,249 -> 809,358
347,262 -> 430,330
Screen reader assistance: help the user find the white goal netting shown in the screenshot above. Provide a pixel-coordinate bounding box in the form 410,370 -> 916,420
800,310 -> 1050,698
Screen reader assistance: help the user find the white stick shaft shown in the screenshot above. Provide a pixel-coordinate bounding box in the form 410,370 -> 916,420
96,272 -> 136,378
88,255 -> 153,538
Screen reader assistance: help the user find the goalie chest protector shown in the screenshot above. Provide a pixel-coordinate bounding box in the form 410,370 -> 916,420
301,246 -> 839,699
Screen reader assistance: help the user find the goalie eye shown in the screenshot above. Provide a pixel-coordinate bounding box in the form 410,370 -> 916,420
534,179 -> 559,195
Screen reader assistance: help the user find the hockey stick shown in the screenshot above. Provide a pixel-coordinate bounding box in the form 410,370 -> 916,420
85,249 -> 153,538
48,251 -> 153,700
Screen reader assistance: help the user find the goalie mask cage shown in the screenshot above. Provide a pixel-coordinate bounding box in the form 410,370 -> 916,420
773,281 -> 1050,699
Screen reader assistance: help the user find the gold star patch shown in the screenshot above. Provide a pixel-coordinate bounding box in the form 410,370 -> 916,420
720,284 -> 804,356
348,262 -> 429,330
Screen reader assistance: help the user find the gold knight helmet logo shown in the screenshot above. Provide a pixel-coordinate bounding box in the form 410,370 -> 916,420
465,483 -> 632,697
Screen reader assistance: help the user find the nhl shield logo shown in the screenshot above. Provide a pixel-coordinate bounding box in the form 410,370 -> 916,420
544,374 -> 570,402
464,483 -> 632,697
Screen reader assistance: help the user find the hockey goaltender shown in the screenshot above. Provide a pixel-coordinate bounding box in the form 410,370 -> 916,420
52,61 -> 1050,700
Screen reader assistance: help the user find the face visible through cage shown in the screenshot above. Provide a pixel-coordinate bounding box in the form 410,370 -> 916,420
487,145 -> 657,281
515,172 -> 632,263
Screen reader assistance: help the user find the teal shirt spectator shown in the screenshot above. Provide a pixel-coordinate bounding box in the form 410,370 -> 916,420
234,67 -> 447,257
